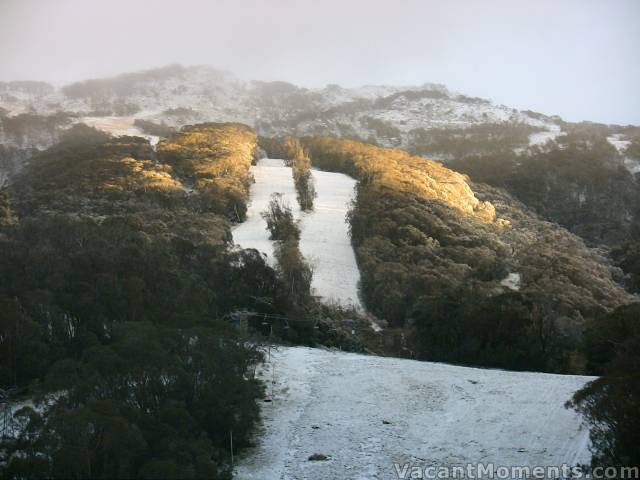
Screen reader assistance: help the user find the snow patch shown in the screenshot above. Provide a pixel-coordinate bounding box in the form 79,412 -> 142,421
529,126 -> 562,147
500,272 -> 522,291
607,134 -> 631,154
77,116 -> 160,145
607,134 -> 640,175
623,157 -> 640,175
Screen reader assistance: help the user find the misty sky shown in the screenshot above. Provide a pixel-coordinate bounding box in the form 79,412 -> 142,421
1,0 -> 638,124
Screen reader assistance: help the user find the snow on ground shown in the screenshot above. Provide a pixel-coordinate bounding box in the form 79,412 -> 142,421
623,157 -> 640,175
77,116 -> 160,145
235,347 -> 593,480
233,159 -> 362,308
607,134 -> 631,154
1,399 -> 40,439
298,169 -> 361,309
1,67 -> 573,157
232,159 -> 300,267
1,393 -> 61,439
500,272 -> 522,291
607,134 -> 640,175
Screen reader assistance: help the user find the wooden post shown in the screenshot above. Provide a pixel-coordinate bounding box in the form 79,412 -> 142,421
271,364 -> 276,399
268,321 -> 273,363
230,430 -> 234,468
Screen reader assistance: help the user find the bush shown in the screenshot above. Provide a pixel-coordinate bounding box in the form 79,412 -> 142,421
0,112 -> 72,147
133,119 -> 176,137
260,189 -> 315,334
261,193 -> 300,242
568,303 -> 640,466
257,136 -> 317,210
412,290 -> 569,371
274,239 -> 314,318
157,123 -> 257,221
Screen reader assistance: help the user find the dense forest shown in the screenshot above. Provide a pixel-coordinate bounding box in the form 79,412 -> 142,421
0,111 -> 72,148
408,121 -> 542,159
449,125 -> 640,247
0,123 -> 292,478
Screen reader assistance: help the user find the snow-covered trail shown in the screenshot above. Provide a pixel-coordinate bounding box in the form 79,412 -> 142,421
232,158 -> 362,308
299,169 -> 361,309
236,347 -> 593,480
77,116 -> 160,145
232,159 -> 299,266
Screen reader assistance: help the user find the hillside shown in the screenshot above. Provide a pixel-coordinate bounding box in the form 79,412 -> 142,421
3,65 -> 638,255
4,121 -> 634,373
296,136 -> 634,371
0,65 -> 563,153
1,72 -> 639,472
3,65 -> 637,162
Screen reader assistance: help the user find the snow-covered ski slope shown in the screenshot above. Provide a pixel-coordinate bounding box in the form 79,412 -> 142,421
232,159 -> 297,265
78,115 -> 160,145
232,159 -> 362,308
298,169 -> 360,308
236,347 -> 593,480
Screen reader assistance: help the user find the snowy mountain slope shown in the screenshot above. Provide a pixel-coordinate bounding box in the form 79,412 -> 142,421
236,346 -> 593,480
232,158 -> 362,308
0,65 -> 565,153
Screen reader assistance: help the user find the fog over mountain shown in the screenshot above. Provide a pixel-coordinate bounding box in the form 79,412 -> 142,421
1,0 -> 639,124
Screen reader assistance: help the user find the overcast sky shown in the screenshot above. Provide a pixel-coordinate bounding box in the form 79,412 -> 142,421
1,0 -> 638,124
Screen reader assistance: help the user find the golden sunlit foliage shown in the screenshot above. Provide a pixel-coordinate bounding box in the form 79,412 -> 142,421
157,123 -> 257,221
259,136 -> 316,210
303,135 -> 496,221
